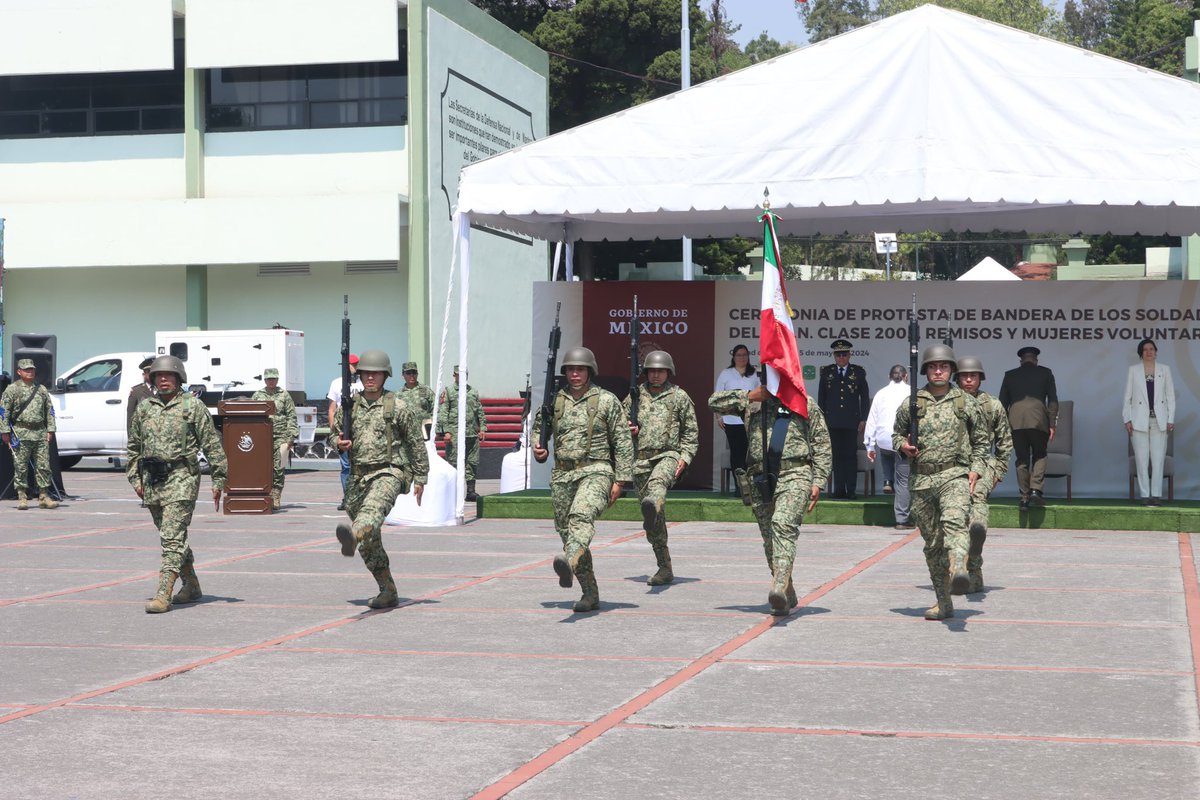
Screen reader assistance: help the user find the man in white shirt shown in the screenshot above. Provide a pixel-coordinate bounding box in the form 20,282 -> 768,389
864,365 -> 911,528
326,354 -> 361,510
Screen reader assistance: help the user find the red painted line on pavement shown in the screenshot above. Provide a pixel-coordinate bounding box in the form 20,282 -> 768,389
617,722 -> 1200,748
0,522 -> 155,548
1178,533 -> 1200,729
853,582 -> 1174,595
719,657 -> 1191,677
64,703 -> 584,727
274,646 -> 692,663
805,614 -> 1181,630
470,530 -> 920,800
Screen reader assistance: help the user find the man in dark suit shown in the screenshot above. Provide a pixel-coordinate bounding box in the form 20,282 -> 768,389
818,339 -> 870,499
998,346 -> 1058,510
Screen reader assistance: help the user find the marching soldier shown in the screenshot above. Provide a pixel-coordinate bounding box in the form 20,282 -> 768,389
438,365 -> 487,501
250,367 -> 298,510
532,347 -> 633,613
623,350 -> 699,586
332,349 -> 429,609
398,361 -> 435,420
708,383 -> 831,616
893,345 -> 989,620
1,359 -> 58,510
818,339 -> 869,499
954,356 -> 1013,594
127,355 -> 228,614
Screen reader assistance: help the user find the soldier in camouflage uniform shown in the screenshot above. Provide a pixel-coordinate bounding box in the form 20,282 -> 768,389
438,365 -> 487,501
251,367 -> 298,510
127,355 -> 228,614
532,346 -> 634,613
893,345 -> 990,620
709,383 -> 831,616
623,350 -> 699,586
954,356 -> 1014,595
333,349 -> 429,609
2,359 -> 58,510
398,361 -> 435,420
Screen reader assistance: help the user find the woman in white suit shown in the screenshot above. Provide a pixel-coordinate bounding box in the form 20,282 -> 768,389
1122,338 -> 1175,505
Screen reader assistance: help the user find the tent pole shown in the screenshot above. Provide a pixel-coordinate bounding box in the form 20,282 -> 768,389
680,0 -> 693,281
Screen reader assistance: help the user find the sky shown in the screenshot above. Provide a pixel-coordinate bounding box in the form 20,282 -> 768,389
719,0 -> 809,48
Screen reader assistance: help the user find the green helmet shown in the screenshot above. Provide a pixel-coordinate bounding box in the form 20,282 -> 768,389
955,355 -> 985,381
641,350 -> 675,375
560,346 -> 599,375
148,355 -> 187,383
920,344 -> 957,374
357,349 -> 392,377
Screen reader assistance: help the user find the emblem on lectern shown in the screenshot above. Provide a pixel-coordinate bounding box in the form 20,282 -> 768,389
238,433 -> 254,452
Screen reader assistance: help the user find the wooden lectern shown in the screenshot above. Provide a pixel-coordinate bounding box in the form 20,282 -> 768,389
219,399 -> 275,514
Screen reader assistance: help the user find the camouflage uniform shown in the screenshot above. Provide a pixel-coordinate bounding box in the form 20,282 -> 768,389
398,383 -> 435,419
127,391 -> 228,593
964,390 -> 1013,592
893,387 -> 989,619
708,391 -> 831,615
1,375 -> 57,503
333,391 -> 429,602
533,383 -> 634,610
623,381 -> 699,583
250,385 -> 297,495
437,381 -> 487,482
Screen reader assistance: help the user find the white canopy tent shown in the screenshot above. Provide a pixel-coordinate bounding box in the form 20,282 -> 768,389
958,256 -> 1021,281
440,5 -> 1200,515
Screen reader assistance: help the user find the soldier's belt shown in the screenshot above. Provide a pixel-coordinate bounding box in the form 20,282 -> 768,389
637,448 -> 672,459
913,459 -> 961,474
780,457 -> 812,467
350,462 -> 391,476
554,457 -> 604,471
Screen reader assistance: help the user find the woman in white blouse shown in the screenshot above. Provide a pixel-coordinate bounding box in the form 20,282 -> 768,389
1122,338 -> 1175,506
714,345 -> 759,480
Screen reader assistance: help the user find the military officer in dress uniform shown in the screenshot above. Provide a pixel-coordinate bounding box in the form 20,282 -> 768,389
998,346 -> 1058,510
817,339 -> 870,499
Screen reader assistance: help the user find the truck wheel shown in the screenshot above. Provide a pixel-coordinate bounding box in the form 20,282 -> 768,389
58,455 -> 83,470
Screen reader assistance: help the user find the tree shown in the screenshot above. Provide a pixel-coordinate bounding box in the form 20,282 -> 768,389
744,33 -> 794,64
795,0 -> 872,43
1098,0 -> 1196,76
469,0 -> 576,34
1062,0 -> 1111,49
872,0 -> 1060,36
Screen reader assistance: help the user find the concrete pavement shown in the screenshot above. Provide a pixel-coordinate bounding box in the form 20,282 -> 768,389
2,463 -> 1198,798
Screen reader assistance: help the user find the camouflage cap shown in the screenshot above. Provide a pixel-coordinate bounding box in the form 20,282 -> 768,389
264,368 -> 280,379
16,358 -> 35,370
402,361 -> 418,372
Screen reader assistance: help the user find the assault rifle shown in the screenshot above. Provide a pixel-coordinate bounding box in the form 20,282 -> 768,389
340,295 -> 353,465
537,303 -> 562,450
908,292 -> 920,451
628,295 -> 640,428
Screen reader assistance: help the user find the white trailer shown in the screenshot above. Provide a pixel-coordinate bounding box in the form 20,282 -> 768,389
154,329 -> 305,397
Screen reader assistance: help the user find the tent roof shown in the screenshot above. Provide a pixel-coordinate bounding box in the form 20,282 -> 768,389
456,5 -> 1200,242
958,256 -> 1021,280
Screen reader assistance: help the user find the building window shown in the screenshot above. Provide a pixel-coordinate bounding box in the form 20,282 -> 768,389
0,41 -> 184,138
206,50 -> 407,132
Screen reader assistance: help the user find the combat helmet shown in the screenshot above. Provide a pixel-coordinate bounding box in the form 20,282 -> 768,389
919,344 -> 957,374
357,349 -> 393,377
148,355 -> 187,383
641,350 -> 675,375
560,346 -> 599,375
955,355 -> 985,381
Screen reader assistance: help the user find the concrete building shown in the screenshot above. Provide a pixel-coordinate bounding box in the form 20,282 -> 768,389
0,0 -> 548,399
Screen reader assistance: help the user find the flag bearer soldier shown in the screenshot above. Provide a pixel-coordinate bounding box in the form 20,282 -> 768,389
893,345 -> 989,620
532,347 -> 634,613
2,359 -> 58,510
251,367 -> 297,510
127,355 -> 228,614
623,350 -> 699,586
954,356 -> 1013,594
332,349 -> 429,609
818,339 -> 869,499
708,384 -> 831,616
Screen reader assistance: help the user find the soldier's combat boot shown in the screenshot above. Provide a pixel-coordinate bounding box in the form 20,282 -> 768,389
39,491 -> 59,509
573,572 -> 599,613
647,542 -> 674,586
16,491 -> 29,511
172,552 -> 203,604
948,549 -> 970,596
465,481 -> 479,502
640,497 -> 659,532
768,561 -> 792,616
145,570 -> 178,614
335,523 -> 359,557
367,568 -> 399,609
786,577 -> 798,610
271,489 -> 281,510
924,561 -> 954,620
553,544 -> 583,588
968,569 -> 984,594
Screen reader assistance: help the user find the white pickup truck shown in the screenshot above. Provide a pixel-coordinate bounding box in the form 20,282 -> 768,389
51,336 -> 316,468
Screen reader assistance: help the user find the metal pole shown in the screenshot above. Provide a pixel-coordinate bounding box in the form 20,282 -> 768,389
680,1 -> 693,280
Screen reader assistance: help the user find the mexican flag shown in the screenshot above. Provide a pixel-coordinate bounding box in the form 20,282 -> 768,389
759,209 -> 809,418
